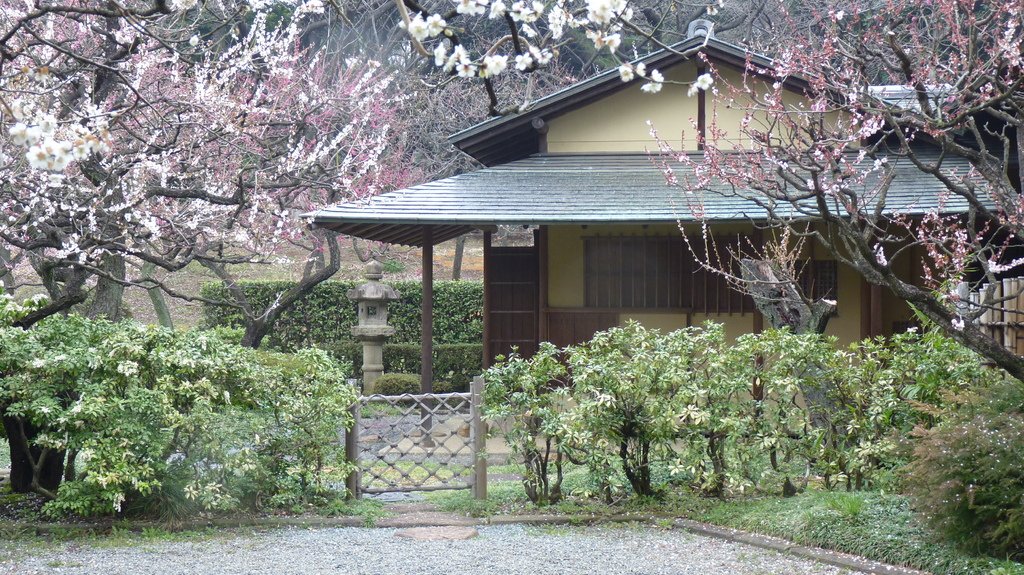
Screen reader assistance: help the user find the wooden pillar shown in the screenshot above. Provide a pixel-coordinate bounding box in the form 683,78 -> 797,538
471,375 -> 487,500
861,279 -> 884,338
752,226 -> 763,333
538,226 -> 549,343
696,65 -> 707,149
482,231 -> 492,369
421,226 -> 433,393
870,284 -> 883,337
345,397 -> 361,499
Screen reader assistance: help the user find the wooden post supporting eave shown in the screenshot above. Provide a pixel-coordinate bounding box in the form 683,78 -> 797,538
482,231 -> 492,369
422,226 -> 434,394
870,284 -> 883,337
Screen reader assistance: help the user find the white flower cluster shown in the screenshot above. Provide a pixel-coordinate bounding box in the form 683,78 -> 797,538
586,0 -> 628,25
295,0 -> 324,15
435,41 -> 552,79
586,30 -> 621,51
687,72 -> 714,96
7,105 -> 110,172
403,12 -> 447,42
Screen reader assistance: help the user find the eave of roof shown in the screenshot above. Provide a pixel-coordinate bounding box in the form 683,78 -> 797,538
447,36 -> 791,166
309,152 -> 978,246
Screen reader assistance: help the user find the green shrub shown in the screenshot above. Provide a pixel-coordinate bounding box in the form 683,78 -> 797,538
813,328 -> 989,491
905,378 -> 1024,559
432,379 -> 469,394
484,342 -> 569,505
0,316 -> 355,518
332,342 -> 482,390
200,280 -> 483,349
249,349 -> 356,506
479,321 -> 992,505
372,373 -> 421,396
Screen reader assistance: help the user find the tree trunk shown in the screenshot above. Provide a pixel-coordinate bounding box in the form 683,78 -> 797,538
0,245 -> 14,292
452,235 -> 466,280
141,262 -> 173,329
2,415 -> 64,495
87,253 -> 126,321
739,258 -> 836,335
229,230 -> 343,349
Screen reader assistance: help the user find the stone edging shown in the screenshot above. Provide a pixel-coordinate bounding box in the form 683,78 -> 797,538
4,513 -> 926,575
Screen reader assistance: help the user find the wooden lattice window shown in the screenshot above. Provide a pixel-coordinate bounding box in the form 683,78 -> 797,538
583,235 -> 752,313
584,235 -> 688,309
799,259 -> 838,301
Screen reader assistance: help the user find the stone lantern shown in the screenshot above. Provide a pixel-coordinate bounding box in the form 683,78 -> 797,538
347,260 -> 400,393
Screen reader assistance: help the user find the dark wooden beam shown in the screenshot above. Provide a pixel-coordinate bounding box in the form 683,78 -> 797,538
482,231 -> 493,369
421,227 -> 434,394
870,283 -> 883,337
538,226 -> 549,343
532,118 -> 549,154
697,64 -> 706,150
860,278 -> 871,339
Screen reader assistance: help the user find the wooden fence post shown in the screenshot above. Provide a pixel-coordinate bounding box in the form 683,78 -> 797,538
345,395 -> 362,500
471,376 -> 488,500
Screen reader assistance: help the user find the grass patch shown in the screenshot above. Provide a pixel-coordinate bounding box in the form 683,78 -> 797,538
426,478 -> 528,516
427,462 -> 1022,575
694,490 -> 1023,575
318,498 -> 390,527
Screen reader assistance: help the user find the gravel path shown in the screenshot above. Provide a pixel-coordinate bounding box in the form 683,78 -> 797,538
1,524 -> 863,575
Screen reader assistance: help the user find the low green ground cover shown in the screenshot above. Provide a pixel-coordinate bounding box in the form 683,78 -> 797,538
427,469 -> 1024,575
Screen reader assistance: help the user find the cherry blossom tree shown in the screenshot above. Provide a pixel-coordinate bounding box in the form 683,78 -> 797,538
392,0 -> 779,114
658,0 -> 1024,379
1,0 -> 417,346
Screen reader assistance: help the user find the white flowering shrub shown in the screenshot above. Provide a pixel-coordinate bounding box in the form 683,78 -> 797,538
483,321 -> 990,503
0,289 -> 46,327
483,342 -> 570,505
247,349 -> 357,507
0,315 -> 355,518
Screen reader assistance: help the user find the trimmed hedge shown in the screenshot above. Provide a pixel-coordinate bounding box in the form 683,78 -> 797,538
372,373 -> 421,395
333,342 -> 482,392
200,280 -> 483,350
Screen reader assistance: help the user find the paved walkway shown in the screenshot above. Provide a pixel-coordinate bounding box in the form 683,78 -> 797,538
1,523 -> 864,575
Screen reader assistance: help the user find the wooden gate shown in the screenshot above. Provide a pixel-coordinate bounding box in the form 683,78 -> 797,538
485,243 -> 540,365
345,377 -> 486,499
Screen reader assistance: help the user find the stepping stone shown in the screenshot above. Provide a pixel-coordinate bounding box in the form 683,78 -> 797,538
394,526 -> 479,541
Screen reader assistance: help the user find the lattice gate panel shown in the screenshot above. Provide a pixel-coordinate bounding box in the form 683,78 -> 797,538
345,378 -> 486,499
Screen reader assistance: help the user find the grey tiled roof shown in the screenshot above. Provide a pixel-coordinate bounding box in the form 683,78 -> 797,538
309,152 -> 980,246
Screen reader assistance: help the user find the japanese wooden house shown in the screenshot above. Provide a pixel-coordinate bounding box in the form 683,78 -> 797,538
309,26 -> 977,385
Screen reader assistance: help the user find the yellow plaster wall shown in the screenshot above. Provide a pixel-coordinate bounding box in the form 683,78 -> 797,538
547,63 -> 829,153
547,62 -> 702,153
546,223 -> 869,347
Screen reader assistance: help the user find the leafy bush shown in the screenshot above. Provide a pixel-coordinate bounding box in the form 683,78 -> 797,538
562,322 -> 710,498
372,373 -> 421,396
484,342 -> 569,505
333,342 -> 482,390
814,328 -> 988,491
249,349 -> 356,506
200,280 -> 483,349
0,315 -> 356,518
905,378 -> 1024,559
482,321 -> 993,503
